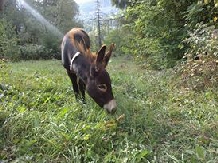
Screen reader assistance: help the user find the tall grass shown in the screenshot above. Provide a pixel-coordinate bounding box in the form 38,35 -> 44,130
0,57 -> 217,162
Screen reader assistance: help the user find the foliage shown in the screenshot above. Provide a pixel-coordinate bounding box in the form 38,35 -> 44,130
87,31 -> 98,52
111,0 -> 131,9
27,0 -> 81,34
122,0 -> 189,69
0,19 -> 20,61
0,57 -> 217,162
177,3 -> 218,92
185,0 -> 218,29
184,22 -> 218,59
19,44 -> 50,60
175,55 -> 218,92
104,27 -> 132,56
1,0 -> 82,61
41,33 -> 61,59
109,0 -> 218,69
23,0 -> 81,33
179,22 -> 218,91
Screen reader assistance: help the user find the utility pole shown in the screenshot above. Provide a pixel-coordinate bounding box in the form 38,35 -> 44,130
95,0 -> 102,48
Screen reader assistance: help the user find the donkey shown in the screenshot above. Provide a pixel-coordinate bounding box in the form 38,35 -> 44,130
61,28 -> 116,113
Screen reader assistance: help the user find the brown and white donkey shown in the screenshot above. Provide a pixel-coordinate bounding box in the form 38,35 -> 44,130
61,28 -> 116,113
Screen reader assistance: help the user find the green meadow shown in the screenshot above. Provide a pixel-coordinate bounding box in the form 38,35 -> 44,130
0,57 -> 218,162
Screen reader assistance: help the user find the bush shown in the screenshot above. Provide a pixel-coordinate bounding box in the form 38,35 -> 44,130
41,33 -> 61,60
174,23 -> 218,91
183,22 -> 218,60
176,55 -> 218,91
19,44 -> 51,60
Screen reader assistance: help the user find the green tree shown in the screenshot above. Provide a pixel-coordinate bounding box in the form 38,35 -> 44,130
109,0 -> 218,68
186,0 -> 218,28
0,19 -> 19,60
1,0 -> 83,60
26,0 -> 82,34
56,0 -> 82,33
111,0 -> 131,9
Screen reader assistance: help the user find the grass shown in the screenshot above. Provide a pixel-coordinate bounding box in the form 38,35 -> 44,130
0,57 -> 218,162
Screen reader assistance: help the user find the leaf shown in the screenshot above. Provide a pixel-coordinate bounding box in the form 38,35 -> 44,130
195,145 -> 206,160
16,106 -> 26,113
83,134 -> 90,141
137,149 -> 149,159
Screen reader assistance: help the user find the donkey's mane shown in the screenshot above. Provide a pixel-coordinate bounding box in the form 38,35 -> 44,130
67,28 -> 97,63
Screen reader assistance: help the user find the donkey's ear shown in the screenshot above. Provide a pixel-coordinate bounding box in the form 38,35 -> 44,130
96,45 -> 106,65
103,43 -> 115,68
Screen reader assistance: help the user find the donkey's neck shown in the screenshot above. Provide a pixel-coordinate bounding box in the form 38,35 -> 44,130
71,54 -> 91,84
84,49 -> 97,63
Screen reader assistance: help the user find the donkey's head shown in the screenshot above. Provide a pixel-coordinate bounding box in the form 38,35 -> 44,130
86,44 -> 116,113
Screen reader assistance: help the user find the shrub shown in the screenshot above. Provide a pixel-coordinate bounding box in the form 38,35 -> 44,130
176,22 -> 218,91
176,55 -> 218,91
41,33 -> 61,60
183,22 -> 218,60
19,44 -> 51,60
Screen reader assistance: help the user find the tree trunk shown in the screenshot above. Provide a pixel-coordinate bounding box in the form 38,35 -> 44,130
0,0 -> 5,11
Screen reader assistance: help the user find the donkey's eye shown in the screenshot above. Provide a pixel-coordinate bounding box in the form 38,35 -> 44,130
97,84 -> 107,92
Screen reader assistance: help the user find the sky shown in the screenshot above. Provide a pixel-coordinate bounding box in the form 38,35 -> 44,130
74,0 -> 92,4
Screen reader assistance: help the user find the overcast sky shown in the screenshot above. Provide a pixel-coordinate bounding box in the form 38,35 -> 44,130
74,0 -> 92,4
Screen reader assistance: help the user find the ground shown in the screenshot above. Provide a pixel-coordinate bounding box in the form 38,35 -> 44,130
0,57 -> 217,162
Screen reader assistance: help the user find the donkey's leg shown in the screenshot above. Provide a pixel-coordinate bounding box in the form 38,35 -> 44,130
67,70 -> 79,100
78,79 -> 86,104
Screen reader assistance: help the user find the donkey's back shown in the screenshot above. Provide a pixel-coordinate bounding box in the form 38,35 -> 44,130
61,28 -> 94,70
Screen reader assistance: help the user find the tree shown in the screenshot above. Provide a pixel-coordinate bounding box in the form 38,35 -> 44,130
95,0 -> 102,48
0,0 -> 5,11
111,0 -> 130,9
0,19 -> 20,60
26,0 -> 82,34
109,0 -> 218,68
186,0 -> 218,29
1,0 -> 83,60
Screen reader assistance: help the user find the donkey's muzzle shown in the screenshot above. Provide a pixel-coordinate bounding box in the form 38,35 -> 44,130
104,100 -> 117,113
